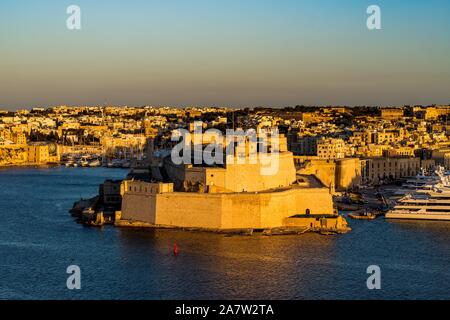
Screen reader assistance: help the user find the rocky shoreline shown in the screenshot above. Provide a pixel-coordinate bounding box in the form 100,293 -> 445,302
113,218 -> 351,236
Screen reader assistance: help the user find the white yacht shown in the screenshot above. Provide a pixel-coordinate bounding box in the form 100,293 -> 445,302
386,168 -> 450,221
393,167 -> 445,195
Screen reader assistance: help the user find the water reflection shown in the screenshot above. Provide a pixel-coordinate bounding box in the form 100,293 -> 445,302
115,228 -> 343,299
0,167 -> 449,299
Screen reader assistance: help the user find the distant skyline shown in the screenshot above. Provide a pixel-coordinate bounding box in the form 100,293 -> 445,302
1,0 -> 450,109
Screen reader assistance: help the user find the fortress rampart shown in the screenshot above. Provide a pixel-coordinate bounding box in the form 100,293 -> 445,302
120,182 -> 335,229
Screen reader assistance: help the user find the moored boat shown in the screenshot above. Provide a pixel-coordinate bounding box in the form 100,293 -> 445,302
349,213 -> 377,220
386,168 -> 450,221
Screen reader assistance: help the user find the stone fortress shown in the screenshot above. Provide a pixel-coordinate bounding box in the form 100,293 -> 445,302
113,126 -> 350,234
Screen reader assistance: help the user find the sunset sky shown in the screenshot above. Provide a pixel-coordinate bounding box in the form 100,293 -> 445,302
1,0 -> 450,109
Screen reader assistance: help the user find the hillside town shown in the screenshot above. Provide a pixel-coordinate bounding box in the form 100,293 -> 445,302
1,105 -> 450,186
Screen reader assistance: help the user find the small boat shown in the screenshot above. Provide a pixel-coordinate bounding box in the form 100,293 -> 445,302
348,209 -> 378,220
349,213 -> 377,220
80,160 -> 89,167
89,159 -> 101,167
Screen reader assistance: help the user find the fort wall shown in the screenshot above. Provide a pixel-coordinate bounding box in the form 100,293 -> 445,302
165,152 -> 297,193
120,184 -> 334,230
296,157 -> 362,191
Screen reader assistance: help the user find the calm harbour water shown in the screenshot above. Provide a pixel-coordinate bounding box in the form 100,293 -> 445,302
0,167 -> 449,300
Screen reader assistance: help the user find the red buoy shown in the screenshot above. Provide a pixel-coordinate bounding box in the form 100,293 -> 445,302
173,242 -> 179,256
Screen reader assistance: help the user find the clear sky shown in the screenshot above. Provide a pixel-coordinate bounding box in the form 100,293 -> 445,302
1,0 -> 450,109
